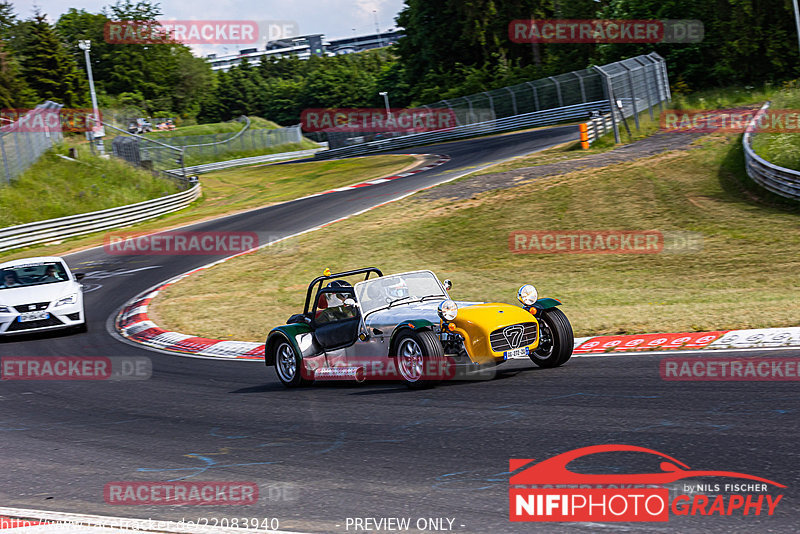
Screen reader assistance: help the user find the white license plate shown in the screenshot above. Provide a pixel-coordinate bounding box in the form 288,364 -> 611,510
18,311 -> 50,322
504,346 -> 530,360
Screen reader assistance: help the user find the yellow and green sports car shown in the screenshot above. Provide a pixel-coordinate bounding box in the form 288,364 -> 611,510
265,267 -> 573,389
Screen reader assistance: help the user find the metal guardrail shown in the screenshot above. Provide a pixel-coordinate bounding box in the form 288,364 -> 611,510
743,102 -> 800,201
315,101 -> 610,159
0,184 -> 201,253
585,113 -> 615,145
178,147 -> 325,174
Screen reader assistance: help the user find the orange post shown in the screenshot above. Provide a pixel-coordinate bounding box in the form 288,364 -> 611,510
580,123 -> 590,149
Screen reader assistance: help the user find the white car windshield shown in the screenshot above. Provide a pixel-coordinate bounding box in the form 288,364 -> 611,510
355,271 -> 446,315
0,262 -> 69,290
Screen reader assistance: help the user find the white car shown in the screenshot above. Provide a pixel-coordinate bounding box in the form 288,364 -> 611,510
0,256 -> 86,335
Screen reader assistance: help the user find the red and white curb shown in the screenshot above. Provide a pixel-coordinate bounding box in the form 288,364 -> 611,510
572,327 -> 800,355
0,508 -> 297,533
308,155 -> 450,197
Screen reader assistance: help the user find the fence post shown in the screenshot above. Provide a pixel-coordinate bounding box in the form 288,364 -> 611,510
593,65 -> 620,143
634,57 -> 655,119
621,64 -> 640,130
526,82 -> 540,111
506,87 -> 518,116
0,137 -> 9,184
548,77 -> 563,107
483,91 -> 495,120
572,72 -> 587,103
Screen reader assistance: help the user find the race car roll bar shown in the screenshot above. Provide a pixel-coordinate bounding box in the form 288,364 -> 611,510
303,267 -> 383,314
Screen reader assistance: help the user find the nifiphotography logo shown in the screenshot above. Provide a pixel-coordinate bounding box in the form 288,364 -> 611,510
509,445 -> 784,522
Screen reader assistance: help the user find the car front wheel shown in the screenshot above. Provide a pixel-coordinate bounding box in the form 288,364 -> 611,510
529,308 -> 574,368
274,340 -> 310,387
394,330 -> 446,389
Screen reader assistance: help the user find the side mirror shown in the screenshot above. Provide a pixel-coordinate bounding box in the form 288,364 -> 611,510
443,279 -> 452,291
74,273 -> 85,281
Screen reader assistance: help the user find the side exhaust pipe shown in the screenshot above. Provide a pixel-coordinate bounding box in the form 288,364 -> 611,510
314,366 -> 366,383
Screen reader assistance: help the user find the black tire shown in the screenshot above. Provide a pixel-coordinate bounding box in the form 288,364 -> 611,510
273,338 -> 311,387
529,308 -> 573,368
393,330 -> 446,389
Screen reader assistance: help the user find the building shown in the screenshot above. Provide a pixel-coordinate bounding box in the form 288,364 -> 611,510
205,30 -> 404,72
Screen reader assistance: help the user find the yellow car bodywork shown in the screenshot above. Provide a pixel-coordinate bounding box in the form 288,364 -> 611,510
448,303 -> 540,365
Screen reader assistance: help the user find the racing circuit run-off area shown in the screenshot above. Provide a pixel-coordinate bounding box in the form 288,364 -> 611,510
1,0 -> 800,533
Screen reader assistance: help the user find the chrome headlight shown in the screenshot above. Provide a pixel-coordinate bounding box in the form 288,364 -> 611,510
55,294 -> 77,307
517,285 -> 538,306
438,299 -> 458,321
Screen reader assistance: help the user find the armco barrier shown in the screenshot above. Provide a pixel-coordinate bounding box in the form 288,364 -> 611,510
0,184 -> 201,253
581,112 -> 615,148
314,101 -> 610,159
743,102 -> 800,201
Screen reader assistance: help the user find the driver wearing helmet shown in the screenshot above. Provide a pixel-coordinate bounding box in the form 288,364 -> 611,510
316,280 -> 357,323
381,277 -> 409,300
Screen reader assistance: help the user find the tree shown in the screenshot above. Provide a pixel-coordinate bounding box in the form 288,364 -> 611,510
19,12 -> 87,106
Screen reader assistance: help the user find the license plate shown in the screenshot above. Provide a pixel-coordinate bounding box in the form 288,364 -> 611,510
504,346 -> 530,360
18,311 -> 49,322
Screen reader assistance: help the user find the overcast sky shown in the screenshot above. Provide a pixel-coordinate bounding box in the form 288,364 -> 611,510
27,0 -> 406,55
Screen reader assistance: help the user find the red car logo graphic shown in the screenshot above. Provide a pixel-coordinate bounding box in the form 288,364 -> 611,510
509,444 -> 785,487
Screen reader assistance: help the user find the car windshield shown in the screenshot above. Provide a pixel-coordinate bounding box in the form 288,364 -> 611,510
0,261 -> 69,290
355,271 -> 446,315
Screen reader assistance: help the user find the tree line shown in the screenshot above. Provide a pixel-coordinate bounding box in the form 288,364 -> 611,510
0,0 -> 797,125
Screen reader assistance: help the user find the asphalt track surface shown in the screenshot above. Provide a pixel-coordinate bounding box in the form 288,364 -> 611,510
2,125 -> 799,533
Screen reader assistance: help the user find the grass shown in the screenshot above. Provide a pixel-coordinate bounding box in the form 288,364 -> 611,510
150,132 -> 800,342
749,83 -> 800,171
183,139 -> 321,167
144,116 -> 280,139
0,154 -> 417,261
0,146 -> 181,228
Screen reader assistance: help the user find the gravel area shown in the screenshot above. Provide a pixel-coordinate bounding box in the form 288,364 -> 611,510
423,130 -> 708,200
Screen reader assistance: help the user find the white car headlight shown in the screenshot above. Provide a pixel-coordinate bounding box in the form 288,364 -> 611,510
517,284 -> 538,306
438,299 -> 458,321
55,294 -> 77,307
0,305 -> 10,313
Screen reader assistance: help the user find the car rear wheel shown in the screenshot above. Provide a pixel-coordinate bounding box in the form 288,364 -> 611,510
394,330 -> 445,389
274,340 -> 310,387
529,308 -> 573,368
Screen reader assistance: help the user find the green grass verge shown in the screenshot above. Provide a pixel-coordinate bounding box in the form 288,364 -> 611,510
0,154 -> 417,262
0,146 -> 181,228
749,85 -> 800,171
144,116 -> 280,139
150,133 -> 800,342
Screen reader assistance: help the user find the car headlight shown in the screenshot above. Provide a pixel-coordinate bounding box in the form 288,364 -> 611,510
438,299 -> 458,321
517,284 -> 538,306
55,294 -> 77,307
0,305 -> 10,313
